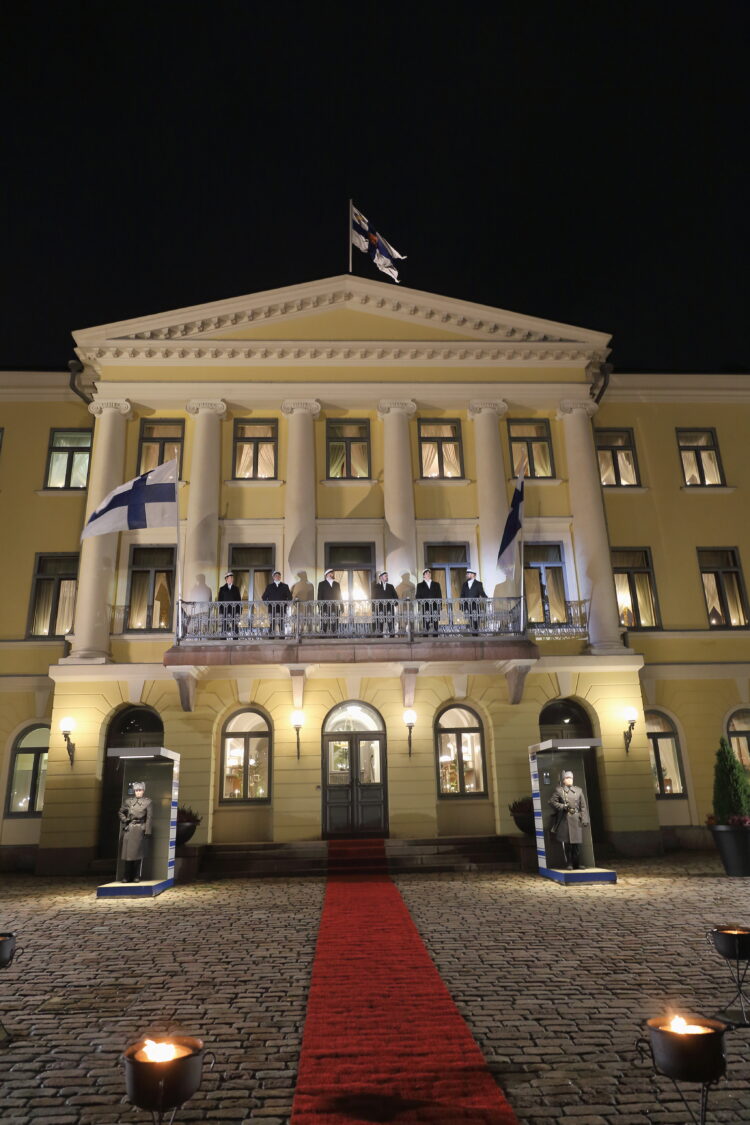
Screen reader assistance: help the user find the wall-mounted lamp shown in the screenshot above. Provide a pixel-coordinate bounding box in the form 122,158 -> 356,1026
403,709 -> 417,757
60,717 -> 76,766
623,707 -> 638,753
291,710 -> 305,760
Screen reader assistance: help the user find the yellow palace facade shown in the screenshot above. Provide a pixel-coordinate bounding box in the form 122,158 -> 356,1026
1,276 -> 749,874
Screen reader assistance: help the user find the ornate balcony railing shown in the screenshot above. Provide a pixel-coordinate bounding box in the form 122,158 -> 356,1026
172,597 -> 589,643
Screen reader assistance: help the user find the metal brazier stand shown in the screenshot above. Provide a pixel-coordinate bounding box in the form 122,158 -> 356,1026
122,1036 -> 215,1124
636,1016 -> 728,1125
707,926 -> 750,1026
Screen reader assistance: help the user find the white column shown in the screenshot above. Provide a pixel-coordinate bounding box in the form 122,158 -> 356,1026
66,399 -> 131,662
469,400 -> 509,594
184,399 -> 226,598
281,399 -> 320,580
559,398 -> 625,653
377,399 -> 417,582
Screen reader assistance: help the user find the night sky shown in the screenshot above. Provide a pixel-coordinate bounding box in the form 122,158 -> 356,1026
3,2 -> 747,374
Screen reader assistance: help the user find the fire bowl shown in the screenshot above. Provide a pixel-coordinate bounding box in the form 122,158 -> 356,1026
123,1036 -> 205,1112
708,927 -> 750,961
0,933 -> 17,969
646,1017 -> 727,1084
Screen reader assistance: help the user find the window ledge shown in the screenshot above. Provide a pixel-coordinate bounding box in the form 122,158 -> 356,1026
0,639 -> 65,648
35,488 -> 88,495
680,485 -> 735,493
116,632 -> 176,640
507,477 -> 563,486
321,478 -> 376,486
417,478 -> 471,486
225,479 -> 284,487
603,485 -> 648,493
635,629 -> 750,638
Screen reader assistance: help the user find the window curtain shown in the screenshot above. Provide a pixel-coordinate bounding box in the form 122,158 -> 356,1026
614,573 -> 635,627
350,442 -> 368,477
617,450 -> 637,485
31,580 -> 54,635
55,579 -> 77,635
235,443 -> 255,478
545,568 -> 567,623
460,732 -> 484,793
723,574 -> 747,626
256,442 -> 275,478
598,451 -> 616,485
153,571 -> 174,628
442,442 -> 461,477
420,442 -> 439,477
129,573 -> 150,629
531,441 -> 552,477
328,442 -> 346,478
701,451 -> 722,485
634,572 -> 657,626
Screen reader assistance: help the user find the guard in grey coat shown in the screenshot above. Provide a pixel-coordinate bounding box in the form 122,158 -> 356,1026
119,782 -> 153,882
549,770 -> 589,869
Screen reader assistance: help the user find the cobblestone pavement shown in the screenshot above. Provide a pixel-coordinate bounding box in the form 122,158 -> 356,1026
397,854 -> 750,1124
1,856 -> 749,1124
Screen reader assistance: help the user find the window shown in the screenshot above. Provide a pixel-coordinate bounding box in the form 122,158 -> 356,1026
611,549 -> 660,629
435,705 -> 487,796
677,429 -> 724,486
127,547 -> 175,630
6,725 -> 49,816
229,545 -> 275,600
424,543 -> 469,600
28,554 -> 78,636
221,710 -> 271,802
646,711 -> 686,798
45,430 -> 91,489
324,543 -> 375,601
727,710 -> 750,770
233,420 -> 278,479
326,420 -> 370,479
595,429 -> 640,486
418,420 -> 463,479
698,549 -> 748,628
138,420 -> 184,476
508,419 -> 554,478
524,544 -> 568,625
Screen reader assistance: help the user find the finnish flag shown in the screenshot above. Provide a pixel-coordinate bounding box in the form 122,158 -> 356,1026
351,203 -> 406,283
81,459 -> 178,540
497,468 -> 525,582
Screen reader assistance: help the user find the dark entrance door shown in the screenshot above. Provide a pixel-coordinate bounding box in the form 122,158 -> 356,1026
98,707 -> 164,859
323,731 -> 388,838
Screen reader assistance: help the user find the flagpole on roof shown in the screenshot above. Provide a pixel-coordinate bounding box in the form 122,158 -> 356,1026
348,199 -> 353,274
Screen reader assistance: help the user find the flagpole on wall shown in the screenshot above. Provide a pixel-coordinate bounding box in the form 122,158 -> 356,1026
174,465 -> 183,645
348,199 -> 353,274
519,524 -> 526,633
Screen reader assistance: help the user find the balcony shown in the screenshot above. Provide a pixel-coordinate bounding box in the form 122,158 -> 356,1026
162,597 -> 588,669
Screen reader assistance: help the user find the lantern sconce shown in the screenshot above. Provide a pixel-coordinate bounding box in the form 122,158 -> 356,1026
291,710 -> 305,760
60,717 -> 76,766
623,707 -> 637,753
403,709 -> 417,757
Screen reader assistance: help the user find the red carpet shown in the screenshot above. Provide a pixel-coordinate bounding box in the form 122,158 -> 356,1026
291,852 -> 518,1124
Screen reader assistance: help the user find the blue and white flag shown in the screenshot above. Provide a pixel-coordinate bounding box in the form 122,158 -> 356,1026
351,203 -> 406,283
497,468 -> 525,582
81,459 -> 178,539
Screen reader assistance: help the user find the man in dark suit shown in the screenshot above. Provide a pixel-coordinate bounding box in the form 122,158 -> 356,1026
262,570 -> 292,637
371,571 -> 398,636
459,568 -> 487,634
416,567 -> 442,635
218,570 -> 242,637
317,567 -> 343,634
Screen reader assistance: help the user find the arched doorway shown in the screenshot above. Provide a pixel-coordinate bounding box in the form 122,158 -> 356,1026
98,707 -> 164,859
538,698 -> 604,843
539,698 -> 593,740
322,702 -> 388,838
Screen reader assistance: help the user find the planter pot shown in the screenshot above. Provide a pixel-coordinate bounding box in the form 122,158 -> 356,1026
175,822 -> 198,848
710,825 -> 750,877
511,810 -> 536,836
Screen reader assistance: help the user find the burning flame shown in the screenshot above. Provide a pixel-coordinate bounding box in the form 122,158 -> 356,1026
141,1039 -> 179,1062
667,1015 -> 710,1035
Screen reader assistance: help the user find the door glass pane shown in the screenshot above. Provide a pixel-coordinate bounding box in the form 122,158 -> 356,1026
70,452 -> 89,487
223,737 -> 245,798
34,753 -> 48,812
450,568 -> 467,599
10,752 -> 35,812
525,568 -> 544,623
546,569 -> 567,623
247,738 -> 269,799
634,572 -> 657,626
351,569 -> 371,601
438,733 -> 460,794
617,450 -> 637,485
598,450 -> 615,485
152,571 -> 173,629
128,572 -> 150,629
656,736 -> 684,795
615,573 -> 635,627
328,740 -> 351,785
461,732 -> 484,792
47,451 -> 68,488
358,739 -> 381,784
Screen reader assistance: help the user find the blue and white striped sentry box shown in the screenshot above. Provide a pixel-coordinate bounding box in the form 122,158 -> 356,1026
530,746 -> 617,886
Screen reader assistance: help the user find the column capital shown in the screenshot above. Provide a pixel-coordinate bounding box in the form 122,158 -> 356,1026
186,399 -> 226,416
88,398 -> 131,418
557,398 -> 598,419
468,399 -> 508,419
377,399 -> 416,419
281,398 -> 321,417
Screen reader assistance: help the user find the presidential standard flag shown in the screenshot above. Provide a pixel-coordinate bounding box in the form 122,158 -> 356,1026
81,459 -> 178,539
351,203 -> 406,283
497,468 -> 525,582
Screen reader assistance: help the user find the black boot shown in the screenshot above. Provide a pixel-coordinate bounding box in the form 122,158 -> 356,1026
562,844 -> 573,870
572,844 -> 586,870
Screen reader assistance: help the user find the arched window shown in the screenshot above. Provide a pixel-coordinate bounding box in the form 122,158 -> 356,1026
435,705 -> 486,797
539,699 -> 594,741
323,701 -> 384,733
221,710 -> 272,803
646,711 -> 686,798
727,709 -> 750,770
6,725 -> 49,817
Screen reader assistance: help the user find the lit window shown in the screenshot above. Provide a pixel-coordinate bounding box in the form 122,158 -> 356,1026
45,430 -> 91,489
229,545 -> 275,600
646,711 -> 686,798
325,543 -> 375,601
508,419 -> 554,478
127,547 -> 175,630
419,420 -> 463,479
6,726 -> 49,816
727,710 -> 750,770
677,429 -> 724,486
233,420 -> 278,479
698,549 -> 748,628
524,544 -> 568,625
221,710 -> 271,802
29,554 -> 78,636
138,420 -> 184,475
595,429 -> 640,486
326,420 -> 370,479
611,549 -> 660,629
435,705 -> 487,797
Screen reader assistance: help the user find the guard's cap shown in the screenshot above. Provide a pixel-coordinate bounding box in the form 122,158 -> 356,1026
466,568 -> 477,576
324,568 -> 335,577
422,568 -> 431,575
224,571 -> 234,578
133,781 -> 145,790
272,571 -> 281,578
379,571 -> 388,579
562,770 -> 574,780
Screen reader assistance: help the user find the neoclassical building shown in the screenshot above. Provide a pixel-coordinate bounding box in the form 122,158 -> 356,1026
1,276 -> 749,873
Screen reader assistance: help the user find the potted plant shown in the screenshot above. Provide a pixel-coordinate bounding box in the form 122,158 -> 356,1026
708,738 -> 750,877
508,796 -> 536,836
176,805 -> 202,848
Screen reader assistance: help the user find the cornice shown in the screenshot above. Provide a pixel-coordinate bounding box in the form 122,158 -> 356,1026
0,370 -> 80,403
605,373 -> 750,403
